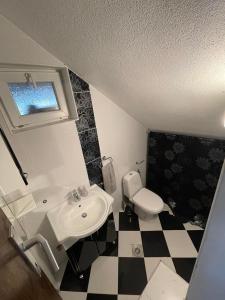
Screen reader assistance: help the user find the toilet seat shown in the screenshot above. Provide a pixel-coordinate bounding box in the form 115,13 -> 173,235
132,188 -> 164,214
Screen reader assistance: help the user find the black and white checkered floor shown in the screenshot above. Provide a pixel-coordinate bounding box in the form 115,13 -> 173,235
60,206 -> 204,300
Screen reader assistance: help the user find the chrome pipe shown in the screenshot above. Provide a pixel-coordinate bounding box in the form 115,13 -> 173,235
20,234 -> 59,273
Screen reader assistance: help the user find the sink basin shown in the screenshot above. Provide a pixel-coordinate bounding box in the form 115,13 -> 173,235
47,187 -> 113,246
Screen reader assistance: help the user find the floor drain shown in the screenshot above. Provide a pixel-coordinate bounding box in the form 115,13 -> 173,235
134,247 -> 141,255
82,212 -> 87,218
131,244 -> 144,257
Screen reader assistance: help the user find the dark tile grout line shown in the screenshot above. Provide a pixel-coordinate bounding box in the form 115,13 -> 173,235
74,90 -> 90,94
77,127 -> 97,135
86,156 -> 102,165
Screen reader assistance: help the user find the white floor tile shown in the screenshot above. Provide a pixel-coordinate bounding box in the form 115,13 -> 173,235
183,222 -> 203,230
118,295 -> 139,300
60,291 -> 86,300
139,216 -> 162,231
88,256 -> 118,294
164,230 -> 198,257
118,231 -> 142,257
144,257 -> 175,280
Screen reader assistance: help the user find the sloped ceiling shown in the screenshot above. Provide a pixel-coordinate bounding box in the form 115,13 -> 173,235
1,0 -> 225,138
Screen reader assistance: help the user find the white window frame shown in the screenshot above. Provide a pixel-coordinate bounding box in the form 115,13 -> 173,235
0,66 -> 77,132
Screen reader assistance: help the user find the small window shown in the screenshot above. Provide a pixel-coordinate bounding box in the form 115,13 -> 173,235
0,67 -> 77,132
8,82 -> 59,116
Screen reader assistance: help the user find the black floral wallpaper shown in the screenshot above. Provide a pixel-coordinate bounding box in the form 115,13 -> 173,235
146,131 -> 225,225
69,70 -> 103,186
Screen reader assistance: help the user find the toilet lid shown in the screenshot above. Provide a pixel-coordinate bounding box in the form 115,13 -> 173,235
132,188 -> 164,214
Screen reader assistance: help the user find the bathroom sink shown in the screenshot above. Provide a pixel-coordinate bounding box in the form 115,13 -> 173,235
47,186 -> 113,246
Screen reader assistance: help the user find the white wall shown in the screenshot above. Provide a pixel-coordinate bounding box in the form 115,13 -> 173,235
0,14 -> 89,198
0,13 -> 89,215
0,14 -> 89,286
0,133 -> 27,223
91,86 -> 147,211
0,133 -> 26,195
187,161 -> 225,299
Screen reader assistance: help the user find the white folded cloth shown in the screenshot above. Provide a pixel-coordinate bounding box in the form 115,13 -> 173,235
102,159 -> 117,194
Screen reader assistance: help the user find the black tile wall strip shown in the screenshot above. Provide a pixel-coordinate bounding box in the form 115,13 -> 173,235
79,128 -> 101,164
86,157 -> 103,186
75,92 -> 93,108
76,107 -> 96,132
69,70 -> 90,92
69,70 -> 103,186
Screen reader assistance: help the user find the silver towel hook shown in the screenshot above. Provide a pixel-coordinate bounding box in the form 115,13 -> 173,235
136,160 -> 144,165
102,156 -> 113,162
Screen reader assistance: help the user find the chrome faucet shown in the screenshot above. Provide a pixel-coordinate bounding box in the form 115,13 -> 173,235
71,189 -> 81,201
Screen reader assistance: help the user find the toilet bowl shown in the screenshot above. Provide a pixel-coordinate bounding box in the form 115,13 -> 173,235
123,171 -> 164,219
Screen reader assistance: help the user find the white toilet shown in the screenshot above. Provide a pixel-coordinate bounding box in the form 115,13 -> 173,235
123,171 -> 164,219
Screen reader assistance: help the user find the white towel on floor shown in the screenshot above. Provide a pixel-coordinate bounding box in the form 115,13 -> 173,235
102,160 -> 117,194
140,261 -> 188,300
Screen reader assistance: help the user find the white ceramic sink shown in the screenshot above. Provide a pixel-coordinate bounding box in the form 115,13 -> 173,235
47,186 -> 113,247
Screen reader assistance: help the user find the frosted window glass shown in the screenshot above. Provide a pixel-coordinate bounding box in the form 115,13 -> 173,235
8,82 -> 59,116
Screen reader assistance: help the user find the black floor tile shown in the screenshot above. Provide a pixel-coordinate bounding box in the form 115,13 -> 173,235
118,257 -> 147,295
87,294 -> 117,300
159,211 -> 185,230
172,258 -> 196,282
100,240 -> 118,256
141,231 -> 170,257
60,262 -> 90,292
187,230 -> 204,251
119,212 -> 140,231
